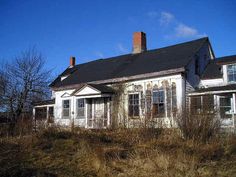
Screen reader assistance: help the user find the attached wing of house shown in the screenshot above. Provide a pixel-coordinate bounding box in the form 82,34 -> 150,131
33,32 -> 236,130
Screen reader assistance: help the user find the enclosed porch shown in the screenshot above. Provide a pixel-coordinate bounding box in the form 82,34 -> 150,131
33,99 -> 55,126
70,84 -> 113,129
188,85 -> 236,128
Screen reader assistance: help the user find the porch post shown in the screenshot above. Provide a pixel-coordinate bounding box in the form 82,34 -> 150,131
233,93 -> 236,113
233,93 -> 236,128
85,99 -> 88,128
46,106 -> 49,122
33,107 -> 36,131
33,107 -> 36,121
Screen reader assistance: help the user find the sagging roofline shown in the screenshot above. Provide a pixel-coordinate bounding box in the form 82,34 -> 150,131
51,67 -> 185,91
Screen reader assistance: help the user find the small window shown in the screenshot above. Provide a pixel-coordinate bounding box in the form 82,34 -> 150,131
152,89 -> 165,117
227,64 -> 236,82
77,99 -> 85,119
62,100 -> 70,118
128,94 -> 139,117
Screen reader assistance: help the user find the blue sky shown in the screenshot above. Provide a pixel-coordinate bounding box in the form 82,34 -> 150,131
0,0 -> 236,75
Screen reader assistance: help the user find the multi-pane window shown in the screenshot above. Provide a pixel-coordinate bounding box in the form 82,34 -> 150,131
77,99 -> 85,119
152,89 -> 165,117
62,100 -> 70,118
219,96 -> 232,119
191,95 -> 215,114
128,94 -> 139,117
227,64 -> 236,82
190,96 -> 201,114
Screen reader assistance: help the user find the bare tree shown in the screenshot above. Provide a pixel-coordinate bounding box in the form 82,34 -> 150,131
0,48 -> 52,126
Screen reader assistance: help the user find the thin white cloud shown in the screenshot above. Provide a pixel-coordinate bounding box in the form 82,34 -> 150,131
117,43 -> 128,53
147,11 -> 159,18
159,11 -> 175,26
155,11 -> 206,39
174,23 -> 206,38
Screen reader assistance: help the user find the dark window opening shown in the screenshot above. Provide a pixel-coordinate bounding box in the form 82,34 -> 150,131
152,89 -> 165,117
128,94 -> 139,117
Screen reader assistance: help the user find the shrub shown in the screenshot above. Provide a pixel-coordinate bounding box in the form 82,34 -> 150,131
177,111 -> 220,143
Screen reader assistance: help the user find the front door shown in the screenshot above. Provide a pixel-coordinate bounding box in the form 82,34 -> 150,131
87,98 -> 108,128
94,98 -> 104,128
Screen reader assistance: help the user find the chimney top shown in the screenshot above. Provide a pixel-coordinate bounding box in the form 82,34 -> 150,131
132,32 -> 147,54
70,56 -> 75,67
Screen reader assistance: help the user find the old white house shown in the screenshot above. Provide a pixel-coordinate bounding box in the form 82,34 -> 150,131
33,32 -> 236,129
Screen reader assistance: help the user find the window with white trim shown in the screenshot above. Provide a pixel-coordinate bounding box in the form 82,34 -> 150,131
62,100 -> 70,118
152,89 -> 165,117
227,64 -> 236,82
128,93 -> 139,117
77,99 -> 85,119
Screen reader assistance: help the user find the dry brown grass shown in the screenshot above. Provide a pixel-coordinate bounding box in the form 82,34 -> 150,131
0,127 -> 236,177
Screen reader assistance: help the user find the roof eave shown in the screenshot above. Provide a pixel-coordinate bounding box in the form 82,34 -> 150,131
52,67 -> 185,91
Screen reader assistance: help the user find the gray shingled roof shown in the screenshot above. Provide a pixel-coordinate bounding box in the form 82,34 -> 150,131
33,99 -> 55,106
217,55 -> 236,65
201,60 -> 222,79
50,37 -> 209,88
71,84 -> 114,95
193,84 -> 236,93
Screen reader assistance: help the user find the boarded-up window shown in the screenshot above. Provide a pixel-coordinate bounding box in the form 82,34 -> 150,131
62,100 -> 70,118
146,90 -> 152,118
140,91 -> 145,114
166,86 -> 171,117
171,83 -> 177,116
87,99 -> 92,127
128,94 -> 139,117
104,98 -> 108,126
152,89 -> 165,117
77,99 -> 85,119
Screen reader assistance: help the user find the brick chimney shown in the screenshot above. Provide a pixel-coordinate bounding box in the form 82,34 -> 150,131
132,32 -> 147,54
70,56 -> 75,67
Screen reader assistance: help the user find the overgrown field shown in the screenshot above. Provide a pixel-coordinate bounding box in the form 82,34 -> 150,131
0,127 -> 236,177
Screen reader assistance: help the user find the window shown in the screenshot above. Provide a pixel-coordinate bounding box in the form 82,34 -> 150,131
219,96 -> 232,119
62,100 -> 70,118
128,93 -> 139,117
202,95 -> 214,113
227,64 -> 236,82
152,89 -> 165,117
49,106 -> 54,118
190,96 -> 201,114
77,99 -> 85,119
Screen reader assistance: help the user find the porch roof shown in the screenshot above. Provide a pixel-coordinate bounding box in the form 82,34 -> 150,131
189,84 -> 236,96
33,99 -> 55,107
71,84 -> 114,97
